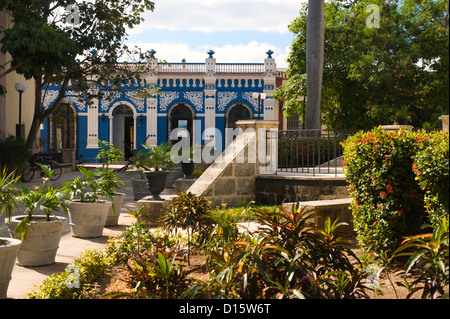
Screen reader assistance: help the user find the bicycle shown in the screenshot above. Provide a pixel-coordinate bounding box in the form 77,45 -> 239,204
21,154 -> 63,182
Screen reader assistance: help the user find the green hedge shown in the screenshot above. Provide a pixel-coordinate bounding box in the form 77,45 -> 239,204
412,130 -> 449,226
343,127 -> 449,256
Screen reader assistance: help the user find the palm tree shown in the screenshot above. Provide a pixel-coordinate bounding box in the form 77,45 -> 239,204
305,0 -> 325,129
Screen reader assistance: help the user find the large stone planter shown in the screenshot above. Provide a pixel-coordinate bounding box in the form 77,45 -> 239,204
131,178 -> 151,200
66,200 -> 111,238
0,237 -> 21,299
165,166 -> 183,188
105,193 -> 126,226
6,216 -> 68,267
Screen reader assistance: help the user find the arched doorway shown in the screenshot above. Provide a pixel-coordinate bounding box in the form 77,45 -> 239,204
168,103 -> 195,144
225,103 -> 253,130
48,102 -> 77,153
112,104 -> 135,159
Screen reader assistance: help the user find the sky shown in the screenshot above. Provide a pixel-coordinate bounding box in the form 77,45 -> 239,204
125,0 -> 307,69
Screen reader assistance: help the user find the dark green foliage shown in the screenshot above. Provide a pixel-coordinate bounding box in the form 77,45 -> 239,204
0,136 -> 31,173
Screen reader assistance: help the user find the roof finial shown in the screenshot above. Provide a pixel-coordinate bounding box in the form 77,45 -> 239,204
266,50 -> 274,59
207,50 -> 215,58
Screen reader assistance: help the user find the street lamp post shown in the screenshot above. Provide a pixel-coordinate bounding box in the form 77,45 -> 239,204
14,83 -> 27,140
252,92 -> 267,120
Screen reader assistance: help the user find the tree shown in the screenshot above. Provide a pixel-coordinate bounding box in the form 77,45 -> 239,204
274,0 -> 449,130
0,0 -> 156,149
306,0 -> 325,129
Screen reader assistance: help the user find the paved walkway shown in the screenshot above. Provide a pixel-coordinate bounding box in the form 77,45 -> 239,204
2,169 -> 174,299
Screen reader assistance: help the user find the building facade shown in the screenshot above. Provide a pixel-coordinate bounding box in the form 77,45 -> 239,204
1,11 -> 36,149
41,50 -> 280,162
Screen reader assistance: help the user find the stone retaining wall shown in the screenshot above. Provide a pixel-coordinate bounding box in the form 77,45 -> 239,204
188,120 -> 278,208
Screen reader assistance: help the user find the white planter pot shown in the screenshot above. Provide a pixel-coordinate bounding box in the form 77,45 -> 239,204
7,216 -> 67,267
105,193 -> 126,227
0,237 -> 22,299
66,200 -> 111,238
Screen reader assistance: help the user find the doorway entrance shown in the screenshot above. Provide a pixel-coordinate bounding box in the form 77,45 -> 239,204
225,103 -> 253,130
168,103 -> 195,145
48,103 -> 77,152
113,105 -> 134,159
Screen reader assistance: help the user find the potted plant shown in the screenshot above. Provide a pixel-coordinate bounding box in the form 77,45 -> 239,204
181,146 -> 195,179
395,106 -> 412,125
6,164 -> 69,267
134,142 -> 175,200
0,168 -> 22,298
63,167 -> 112,238
96,140 -> 126,226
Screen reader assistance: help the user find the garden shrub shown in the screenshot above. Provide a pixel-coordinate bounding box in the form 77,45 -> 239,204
412,130 -> 449,226
343,127 -> 449,256
27,249 -> 115,299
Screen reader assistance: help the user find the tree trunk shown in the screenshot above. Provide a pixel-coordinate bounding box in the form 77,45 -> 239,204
25,76 -> 70,150
306,0 -> 325,129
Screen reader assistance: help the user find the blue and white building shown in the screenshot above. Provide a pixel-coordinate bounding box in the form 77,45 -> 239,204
40,50 -> 278,162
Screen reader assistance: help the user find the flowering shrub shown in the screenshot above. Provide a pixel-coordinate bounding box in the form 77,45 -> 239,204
412,130 -> 449,226
343,127 -> 436,256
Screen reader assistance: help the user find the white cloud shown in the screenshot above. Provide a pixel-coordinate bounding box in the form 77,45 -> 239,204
136,0 -> 304,34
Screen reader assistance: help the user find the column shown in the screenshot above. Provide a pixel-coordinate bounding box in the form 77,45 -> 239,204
204,50 -> 217,144
146,53 -> 159,147
263,50 -> 276,121
86,97 -> 99,149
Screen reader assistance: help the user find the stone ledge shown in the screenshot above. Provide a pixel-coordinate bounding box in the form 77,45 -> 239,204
282,197 -> 354,235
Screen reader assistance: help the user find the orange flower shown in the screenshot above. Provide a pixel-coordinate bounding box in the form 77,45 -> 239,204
380,191 -> 388,198
386,185 -> 393,193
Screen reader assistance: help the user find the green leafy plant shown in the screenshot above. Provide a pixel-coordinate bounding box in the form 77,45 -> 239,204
95,140 -> 125,196
0,167 -> 20,220
115,250 -> 195,299
343,127 -> 430,256
0,136 -> 31,173
13,164 -> 69,241
187,204 -> 371,299
392,217 -> 449,299
0,167 -> 21,245
132,142 -> 176,172
412,130 -> 449,227
27,249 -> 114,299
160,192 -> 214,265
64,166 -> 112,203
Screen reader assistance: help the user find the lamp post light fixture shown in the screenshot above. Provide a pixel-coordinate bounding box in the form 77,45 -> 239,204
252,92 -> 266,120
14,82 -> 27,140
